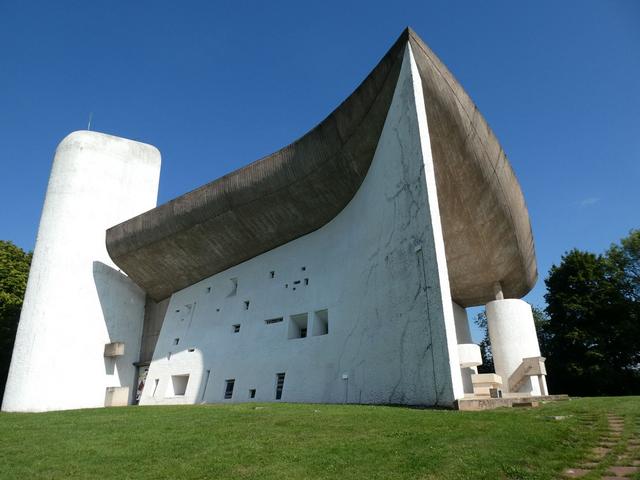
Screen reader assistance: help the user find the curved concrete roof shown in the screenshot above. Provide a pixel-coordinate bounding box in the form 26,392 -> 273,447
106,28 -> 536,306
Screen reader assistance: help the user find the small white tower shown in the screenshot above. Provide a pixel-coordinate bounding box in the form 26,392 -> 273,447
2,131 -> 161,412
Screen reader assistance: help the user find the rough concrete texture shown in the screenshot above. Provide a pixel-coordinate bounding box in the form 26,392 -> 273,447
139,44 -> 465,407
2,131 -> 161,412
106,28 -> 537,307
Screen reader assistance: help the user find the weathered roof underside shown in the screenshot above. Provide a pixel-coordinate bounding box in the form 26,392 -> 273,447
106,28 -> 536,307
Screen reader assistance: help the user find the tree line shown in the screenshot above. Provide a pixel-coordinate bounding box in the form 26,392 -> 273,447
477,229 -> 640,396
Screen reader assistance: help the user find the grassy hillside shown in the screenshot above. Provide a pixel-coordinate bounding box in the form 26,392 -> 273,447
0,397 -> 638,479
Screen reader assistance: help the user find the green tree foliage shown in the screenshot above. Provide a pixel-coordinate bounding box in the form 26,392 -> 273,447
0,241 -> 32,399
544,230 -> 640,396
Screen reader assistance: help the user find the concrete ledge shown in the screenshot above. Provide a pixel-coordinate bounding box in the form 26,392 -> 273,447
455,394 -> 570,411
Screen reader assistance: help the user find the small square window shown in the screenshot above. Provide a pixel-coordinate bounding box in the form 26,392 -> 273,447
232,324 -> 240,333
288,313 -> 308,339
167,374 -> 189,397
173,338 -> 180,345
312,309 -> 329,336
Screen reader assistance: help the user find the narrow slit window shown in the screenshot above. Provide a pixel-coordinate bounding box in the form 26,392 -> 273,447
270,271 -> 275,279
275,373 -> 285,400
265,317 -> 283,325
224,379 -> 235,399
228,278 -> 238,297
304,278 -> 309,285
244,300 -> 250,310
152,378 -> 159,397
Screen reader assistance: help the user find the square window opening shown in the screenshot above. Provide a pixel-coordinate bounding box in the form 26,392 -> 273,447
167,374 -> 189,397
224,379 -> 235,399
312,309 -> 329,336
288,313 -> 308,339
173,338 -> 180,345
232,324 -> 241,333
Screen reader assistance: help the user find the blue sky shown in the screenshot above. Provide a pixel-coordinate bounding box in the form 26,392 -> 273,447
1,1 -> 638,335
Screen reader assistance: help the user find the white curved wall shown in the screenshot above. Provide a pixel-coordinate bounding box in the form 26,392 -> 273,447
486,299 -> 541,394
140,45 -> 464,408
2,131 -> 161,412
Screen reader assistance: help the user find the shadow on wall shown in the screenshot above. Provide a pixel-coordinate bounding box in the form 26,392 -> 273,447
93,261 -> 146,404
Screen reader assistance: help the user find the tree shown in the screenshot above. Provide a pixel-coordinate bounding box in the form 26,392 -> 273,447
0,241 -> 32,399
543,234 -> 640,396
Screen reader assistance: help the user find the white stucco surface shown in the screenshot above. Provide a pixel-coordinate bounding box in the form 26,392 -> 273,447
140,45 -> 464,408
2,131 -> 161,412
486,299 -> 542,395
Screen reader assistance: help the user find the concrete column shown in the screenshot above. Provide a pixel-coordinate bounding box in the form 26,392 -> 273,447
486,299 -> 542,395
452,302 -> 478,394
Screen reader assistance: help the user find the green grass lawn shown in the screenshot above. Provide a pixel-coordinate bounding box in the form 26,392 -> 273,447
0,397 -> 638,479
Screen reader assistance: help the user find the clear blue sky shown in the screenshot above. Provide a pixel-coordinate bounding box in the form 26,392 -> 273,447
1,1 -> 638,333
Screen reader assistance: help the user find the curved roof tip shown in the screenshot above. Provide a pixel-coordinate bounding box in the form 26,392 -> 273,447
106,28 -> 536,306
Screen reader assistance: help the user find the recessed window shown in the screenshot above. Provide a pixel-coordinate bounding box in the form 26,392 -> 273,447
244,300 -> 250,310
224,379 -> 235,399
173,338 -> 179,345
167,374 -> 189,397
265,317 -> 283,325
312,309 -> 329,336
206,287 -> 211,293
270,271 -> 275,279
232,324 -> 241,333
152,378 -> 159,397
301,266 -> 306,271
285,283 -> 288,288
202,370 -> 211,401
294,280 -> 301,285
249,389 -> 256,399
188,348 -> 195,352
304,278 -> 309,286
228,278 -> 238,297
275,373 -> 285,400
288,313 -> 308,339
